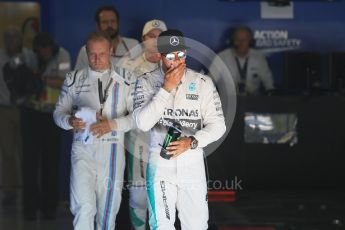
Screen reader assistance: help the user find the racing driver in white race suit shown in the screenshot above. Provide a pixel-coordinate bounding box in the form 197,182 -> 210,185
53,31 -> 134,230
133,29 -> 226,229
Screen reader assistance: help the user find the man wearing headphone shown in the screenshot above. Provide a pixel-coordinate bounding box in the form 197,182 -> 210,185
75,5 -> 140,70
210,25 -> 274,95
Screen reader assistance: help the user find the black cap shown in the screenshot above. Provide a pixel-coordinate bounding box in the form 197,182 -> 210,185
157,29 -> 188,54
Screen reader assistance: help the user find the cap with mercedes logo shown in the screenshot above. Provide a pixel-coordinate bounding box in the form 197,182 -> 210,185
157,29 -> 188,54
142,19 -> 167,36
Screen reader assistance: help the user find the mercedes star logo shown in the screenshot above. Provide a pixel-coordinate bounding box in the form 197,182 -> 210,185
170,36 -> 179,46
152,20 -> 160,28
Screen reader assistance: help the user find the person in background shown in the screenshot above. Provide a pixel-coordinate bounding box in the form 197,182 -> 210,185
54,31 -> 134,230
21,32 -> 71,220
75,5 -> 140,70
124,19 -> 167,230
209,25 -> 274,95
0,26 -> 36,207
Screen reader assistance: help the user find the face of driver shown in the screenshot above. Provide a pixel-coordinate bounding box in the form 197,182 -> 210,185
87,38 -> 112,71
161,50 -> 187,69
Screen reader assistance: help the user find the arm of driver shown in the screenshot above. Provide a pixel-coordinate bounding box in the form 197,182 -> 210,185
194,77 -> 226,147
133,77 -> 170,131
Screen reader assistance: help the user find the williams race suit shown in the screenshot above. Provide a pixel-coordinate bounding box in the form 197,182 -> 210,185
54,65 -> 134,230
133,67 -> 226,230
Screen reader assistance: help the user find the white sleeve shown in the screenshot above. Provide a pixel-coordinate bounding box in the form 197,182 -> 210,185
74,46 -> 88,70
194,77 -> 226,148
53,72 -> 75,130
208,57 -> 219,81
258,54 -> 274,90
113,109 -> 135,132
126,72 -> 137,113
111,72 -> 135,132
133,77 -> 170,132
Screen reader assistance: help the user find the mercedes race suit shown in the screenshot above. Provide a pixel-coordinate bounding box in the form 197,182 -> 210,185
133,67 -> 226,229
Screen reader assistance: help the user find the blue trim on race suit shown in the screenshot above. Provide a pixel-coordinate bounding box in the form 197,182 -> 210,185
102,81 -> 120,229
102,143 -> 117,230
147,162 -> 158,229
111,82 -> 119,136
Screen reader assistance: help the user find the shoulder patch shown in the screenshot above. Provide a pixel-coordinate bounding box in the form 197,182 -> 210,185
67,70 -> 79,87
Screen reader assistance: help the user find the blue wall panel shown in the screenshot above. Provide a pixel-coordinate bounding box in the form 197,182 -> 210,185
36,0 -> 345,86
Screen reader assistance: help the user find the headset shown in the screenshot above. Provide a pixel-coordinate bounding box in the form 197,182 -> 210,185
229,25 -> 255,49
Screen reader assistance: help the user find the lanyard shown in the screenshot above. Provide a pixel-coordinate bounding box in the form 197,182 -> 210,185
235,57 -> 249,82
98,77 -> 113,116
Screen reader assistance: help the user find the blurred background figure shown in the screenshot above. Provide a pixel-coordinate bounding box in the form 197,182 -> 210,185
123,19 -> 167,73
74,5 -> 140,69
21,32 -> 71,220
209,25 -> 274,96
21,17 -> 40,49
32,32 -> 70,101
0,26 -> 37,207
